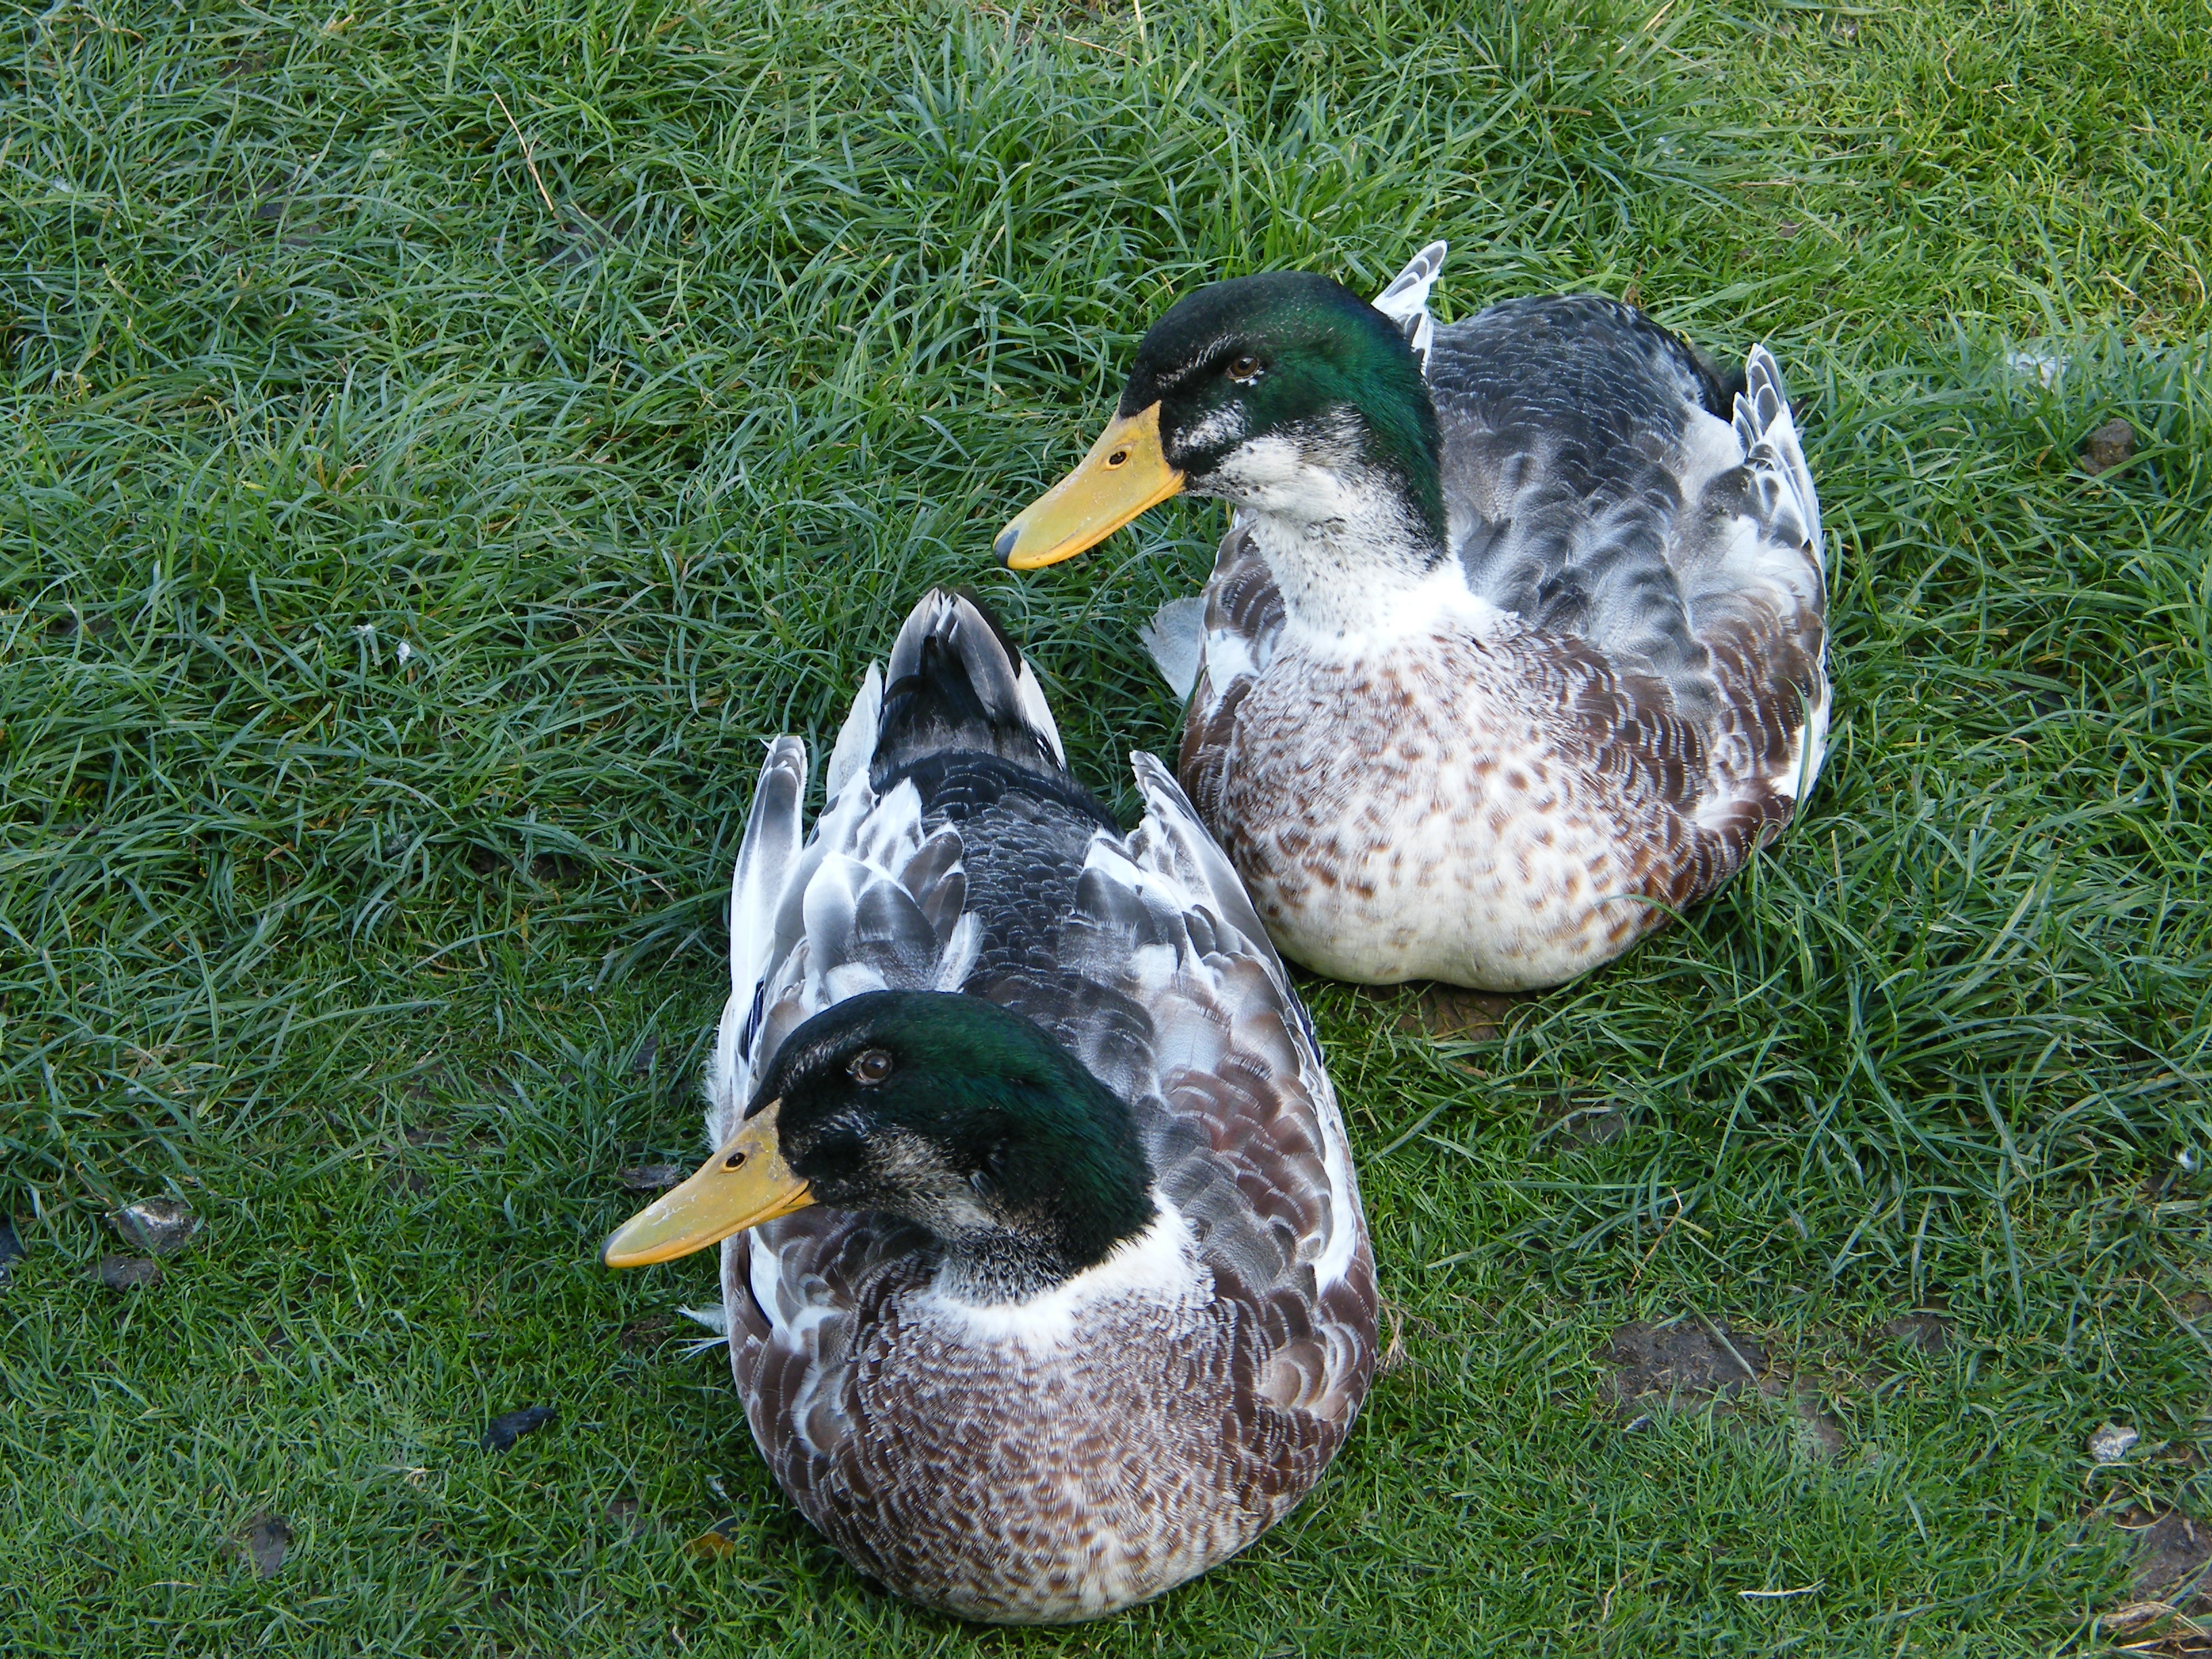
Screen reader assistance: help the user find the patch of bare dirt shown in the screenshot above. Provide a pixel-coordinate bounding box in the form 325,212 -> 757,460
1391,983 -> 1519,1042
1601,1314 -> 1848,1458
1876,1309 -> 1954,1355
2133,1509 -> 2212,1607
1605,1315 -> 1767,1408
2109,1508 -> 2212,1653
1538,1094 -> 1628,1146
222,1513 -> 292,1579
95,1255 -> 162,1290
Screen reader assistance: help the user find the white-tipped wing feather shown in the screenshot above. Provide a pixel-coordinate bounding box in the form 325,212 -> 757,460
709,737 -> 808,1135
1115,754 -> 1362,1297
1736,346 -> 1822,564
823,662 -> 883,804
1012,661 -> 1067,766
1139,596 -> 1207,703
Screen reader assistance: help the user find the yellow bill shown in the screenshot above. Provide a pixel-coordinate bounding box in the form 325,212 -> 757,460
601,1099 -> 815,1269
994,402 -> 1185,570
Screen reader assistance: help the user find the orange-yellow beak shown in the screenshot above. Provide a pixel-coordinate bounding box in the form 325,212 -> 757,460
600,1099 -> 816,1269
994,403 -> 1185,571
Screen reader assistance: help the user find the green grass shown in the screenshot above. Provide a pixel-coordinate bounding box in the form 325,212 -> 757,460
3,0 -> 2209,1652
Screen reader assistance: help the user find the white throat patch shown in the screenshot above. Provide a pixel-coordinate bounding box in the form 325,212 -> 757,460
1202,410 -> 1453,640
916,1202 -> 1204,1355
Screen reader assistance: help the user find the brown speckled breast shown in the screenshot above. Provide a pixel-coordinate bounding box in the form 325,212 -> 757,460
727,1233 -> 1366,1624
1179,532 -> 1822,991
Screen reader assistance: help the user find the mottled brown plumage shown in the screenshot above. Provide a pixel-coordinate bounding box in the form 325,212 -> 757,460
701,592 -> 1376,1623
1139,249 -> 1830,989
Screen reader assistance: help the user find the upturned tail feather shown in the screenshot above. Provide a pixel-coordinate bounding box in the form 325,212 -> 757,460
869,590 -> 1068,784
1371,239 -> 1448,373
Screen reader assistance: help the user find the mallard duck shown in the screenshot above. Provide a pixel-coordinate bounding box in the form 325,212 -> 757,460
602,592 -> 1376,1624
994,243 -> 1827,991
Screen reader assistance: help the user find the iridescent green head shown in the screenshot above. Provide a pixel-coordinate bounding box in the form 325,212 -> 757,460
602,991 -> 1156,1303
997,271 -> 1445,573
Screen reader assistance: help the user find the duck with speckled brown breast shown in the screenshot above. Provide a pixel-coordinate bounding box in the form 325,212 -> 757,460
602,590 -> 1375,1624
994,244 -> 1828,991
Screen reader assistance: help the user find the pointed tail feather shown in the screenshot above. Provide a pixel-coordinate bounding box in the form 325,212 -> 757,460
872,590 -> 1067,781
1734,346 -> 1823,563
823,663 -> 883,804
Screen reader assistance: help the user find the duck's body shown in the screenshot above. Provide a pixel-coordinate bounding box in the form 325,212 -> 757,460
608,593 -> 1374,1624
1002,247 -> 1827,991
1176,288 -> 1828,987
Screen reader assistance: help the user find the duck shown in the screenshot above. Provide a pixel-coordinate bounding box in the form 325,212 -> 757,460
601,591 -> 1376,1624
994,243 -> 1828,991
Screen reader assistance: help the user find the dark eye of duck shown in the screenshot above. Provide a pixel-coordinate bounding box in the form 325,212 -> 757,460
1225,353 -> 1265,384
848,1048 -> 894,1086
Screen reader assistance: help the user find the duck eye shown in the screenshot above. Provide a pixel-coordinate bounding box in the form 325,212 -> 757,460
849,1048 -> 894,1086
1226,354 -> 1264,384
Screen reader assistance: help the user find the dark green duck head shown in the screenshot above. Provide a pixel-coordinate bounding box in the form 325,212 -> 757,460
996,271 -> 1446,580
602,991 -> 1156,1304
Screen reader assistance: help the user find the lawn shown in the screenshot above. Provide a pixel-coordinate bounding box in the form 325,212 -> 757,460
3,0 -> 2209,1652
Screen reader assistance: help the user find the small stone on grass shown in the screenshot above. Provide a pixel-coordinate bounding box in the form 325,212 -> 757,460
2091,1422 -> 2141,1464
481,1404 -> 556,1452
2080,417 -> 2137,476
96,1254 -> 162,1290
620,1164 -> 687,1193
110,1197 -> 202,1258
